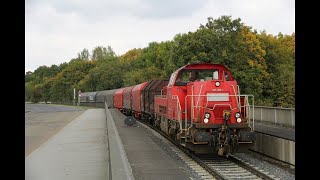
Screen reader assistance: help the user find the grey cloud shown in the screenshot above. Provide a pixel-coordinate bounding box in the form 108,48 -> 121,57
25,0 -> 294,73
27,0 -> 208,22
133,0 -> 208,19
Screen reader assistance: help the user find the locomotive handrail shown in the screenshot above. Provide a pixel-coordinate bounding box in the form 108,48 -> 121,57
183,94 -> 255,130
231,85 -> 240,109
238,85 -> 241,112
196,85 -> 204,108
160,88 -> 164,96
171,95 -> 182,116
172,95 -> 182,130
177,97 -> 182,121
251,105 -> 294,110
191,85 -> 194,128
157,93 -> 255,131
195,85 -> 203,130
206,104 -> 233,111
252,95 -> 254,130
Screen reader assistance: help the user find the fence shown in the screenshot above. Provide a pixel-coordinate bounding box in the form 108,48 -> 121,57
250,106 -> 295,128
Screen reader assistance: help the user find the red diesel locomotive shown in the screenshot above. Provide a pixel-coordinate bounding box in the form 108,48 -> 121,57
113,62 -> 256,156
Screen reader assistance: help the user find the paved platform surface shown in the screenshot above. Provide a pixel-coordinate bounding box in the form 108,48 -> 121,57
25,109 -> 109,180
110,109 -> 191,180
254,122 -> 295,141
25,103 -> 84,113
25,104 -> 85,156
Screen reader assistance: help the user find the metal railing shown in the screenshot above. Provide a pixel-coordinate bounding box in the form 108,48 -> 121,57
172,95 -> 182,129
183,94 -> 255,130
249,106 -> 295,128
155,94 -> 294,129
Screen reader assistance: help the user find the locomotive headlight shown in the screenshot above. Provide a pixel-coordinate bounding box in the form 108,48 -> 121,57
236,118 -> 242,123
215,81 -> 220,87
204,118 -> 209,123
204,112 -> 211,119
235,112 -> 241,118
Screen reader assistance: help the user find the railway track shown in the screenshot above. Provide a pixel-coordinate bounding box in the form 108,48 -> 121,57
134,117 -> 277,180
193,154 -> 276,179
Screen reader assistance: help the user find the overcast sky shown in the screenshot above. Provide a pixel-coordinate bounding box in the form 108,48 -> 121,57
25,0 -> 295,73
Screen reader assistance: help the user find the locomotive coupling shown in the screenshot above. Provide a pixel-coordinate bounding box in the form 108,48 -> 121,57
223,110 -> 231,126
223,110 -> 231,121
218,146 -> 225,156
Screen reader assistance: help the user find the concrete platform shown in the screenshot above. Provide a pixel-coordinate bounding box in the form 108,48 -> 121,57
251,122 -> 295,165
109,109 -> 192,180
251,133 -> 295,166
25,109 -> 109,180
104,106 -> 134,180
25,110 -> 84,156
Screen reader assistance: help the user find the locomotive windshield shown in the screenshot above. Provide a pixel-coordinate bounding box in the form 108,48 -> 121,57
175,69 -> 219,86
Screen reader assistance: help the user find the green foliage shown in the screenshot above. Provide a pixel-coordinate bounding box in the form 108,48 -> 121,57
49,75 -> 73,102
123,65 -> 164,86
25,59 -> 96,102
120,48 -> 142,63
77,48 -> 90,60
139,41 -> 176,78
25,71 -> 35,83
25,16 -> 294,107
258,32 -> 295,106
92,46 -> 116,61
30,84 -> 43,103
79,59 -> 124,91
25,82 -> 33,101
48,60 -> 96,102
170,16 -> 269,101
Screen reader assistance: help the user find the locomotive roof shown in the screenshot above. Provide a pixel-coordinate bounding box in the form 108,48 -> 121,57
175,63 -> 230,73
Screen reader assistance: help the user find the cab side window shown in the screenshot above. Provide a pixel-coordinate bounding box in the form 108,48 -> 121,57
224,71 -> 230,81
175,71 -> 189,85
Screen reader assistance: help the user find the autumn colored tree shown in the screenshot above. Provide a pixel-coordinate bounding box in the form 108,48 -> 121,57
78,58 -> 125,91
92,46 -> 116,61
25,17 -> 294,107
258,32 -> 295,106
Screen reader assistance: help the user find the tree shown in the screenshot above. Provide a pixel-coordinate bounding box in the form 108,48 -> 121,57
25,71 -> 35,83
49,75 -> 73,102
30,84 -> 43,103
120,48 -> 142,63
123,65 -> 164,86
25,82 -> 33,101
77,48 -> 90,60
170,16 -> 269,100
258,32 -> 295,107
78,59 -> 125,91
25,15 -> 294,107
92,46 -> 116,61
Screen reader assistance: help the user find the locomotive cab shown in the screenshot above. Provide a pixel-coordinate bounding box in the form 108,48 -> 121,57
156,62 -> 256,156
